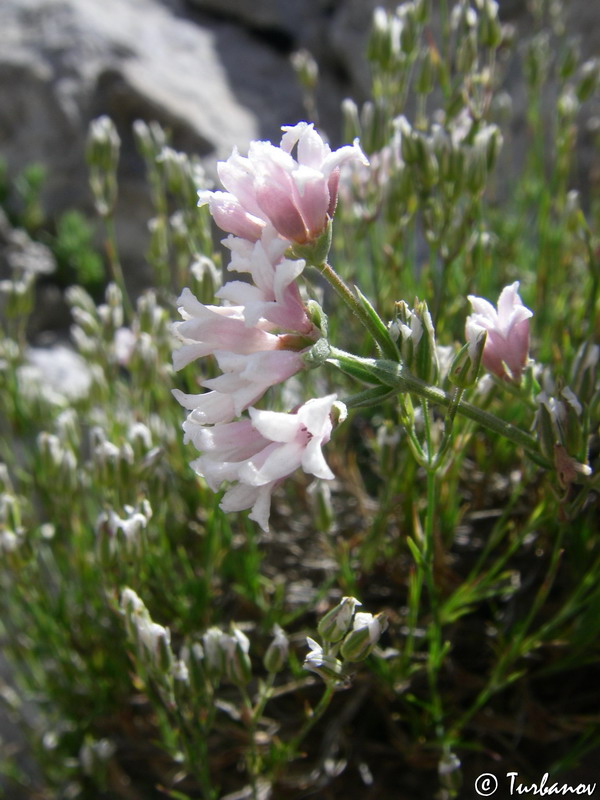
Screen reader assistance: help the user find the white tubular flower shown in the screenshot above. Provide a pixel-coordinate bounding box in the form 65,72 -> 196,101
172,287 -> 281,371
217,236 -> 312,333
303,637 -> 344,683
187,395 -> 338,532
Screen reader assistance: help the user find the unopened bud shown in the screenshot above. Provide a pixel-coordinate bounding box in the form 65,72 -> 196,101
202,627 -> 224,682
392,299 -> 438,382
535,393 -> 558,463
221,626 -> 252,686
576,58 -> 600,103
340,612 -> 388,662
318,596 -> 361,643
291,48 -> 319,92
86,116 -> 120,216
263,625 -> 289,673
450,329 -> 486,388
478,0 -> 501,48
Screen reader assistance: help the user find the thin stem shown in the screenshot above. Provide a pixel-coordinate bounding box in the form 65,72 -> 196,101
423,465 -> 446,742
101,212 -> 133,321
287,682 -> 335,756
317,261 -> 399,360
329,348 -> 551,469
239,684 -> 259,800
431,387 -> 465,470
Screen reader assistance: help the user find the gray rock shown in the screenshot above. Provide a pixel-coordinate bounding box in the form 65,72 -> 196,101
184,0 -> 324,36
0,0 -> 309,288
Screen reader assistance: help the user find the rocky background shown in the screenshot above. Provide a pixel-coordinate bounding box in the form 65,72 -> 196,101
0,1 -> 598,794
1,0 -> 599,298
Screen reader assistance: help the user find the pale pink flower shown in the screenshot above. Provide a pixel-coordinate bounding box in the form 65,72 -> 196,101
113,327 -> 136,366
218,232 -> 313,332
201,122 -> 368,245
173,349 -> 305,424
171,388 -> 237,425
188,394 -> 338,531
172,287 -> 281,370
466,282 -> 533,382
200,190 -> 265,241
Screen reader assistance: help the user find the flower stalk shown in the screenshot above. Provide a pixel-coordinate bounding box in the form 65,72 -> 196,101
328,347 -> 552,468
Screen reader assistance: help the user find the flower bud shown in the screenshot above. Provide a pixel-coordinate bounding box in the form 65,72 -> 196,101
202,627 -> 224,682
342,98 -> 361,143
340,612 -> 388,662
86,116 -> 120,216
466,283 -> 532,383
535,384 -> 592,484
391,300 -> 438,383
181,642 -> 206,694
318,596 -> 361,643
221,626 -> 252,686
576,58 -> 600,103
263,625 -> 289,673
439,749 -> 462,795
478,0 -> 501,48
133,119 -> 168,163
368,8 -> 394,68
571,343 -> 599,405
534,393 -> 558,463
449,328 -> 486,388
120,588 -> 174,673
291,48 -> 318,92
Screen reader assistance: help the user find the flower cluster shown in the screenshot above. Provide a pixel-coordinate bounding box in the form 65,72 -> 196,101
466,282 -> 532,383
174,123 -> 366,529
304,596 -> 388,685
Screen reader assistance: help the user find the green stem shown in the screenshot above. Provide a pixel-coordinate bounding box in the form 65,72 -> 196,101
423,464 -> 446,741
288,682 -> 335,757
101,212 -> 133,321
329,348 -> 551,469
239,684 -> 259,800
317,261 -> 399,360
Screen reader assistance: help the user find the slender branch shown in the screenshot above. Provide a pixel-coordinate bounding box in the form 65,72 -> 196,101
328,348 -> 551,469
317,261 -> 399,360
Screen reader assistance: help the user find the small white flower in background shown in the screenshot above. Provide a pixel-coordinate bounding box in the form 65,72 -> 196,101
79,738 -> 116,777
121,587 -> 146,616
120,588 -> 173,672
263,624 -> 289,673
0,529 -> 21,553
202,627 -> 225,680
113,327 -> 137,366
96,502 -> 151,555
172,659 -> 190,683
220,626 -> 252,685
466,281 -> 533,383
